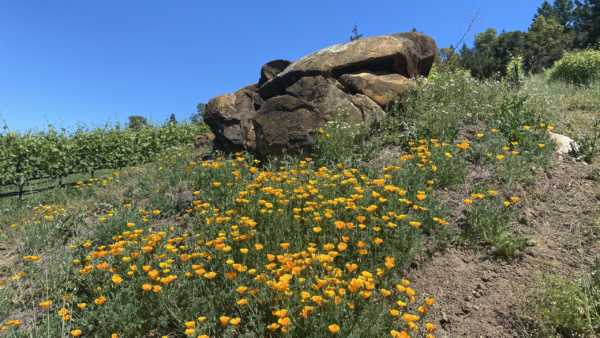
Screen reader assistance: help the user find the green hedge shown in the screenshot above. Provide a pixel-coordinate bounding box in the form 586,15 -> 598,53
548,49 -> 600,86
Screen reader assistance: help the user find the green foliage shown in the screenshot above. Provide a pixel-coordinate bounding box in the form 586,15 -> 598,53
525,261 -> 600,337
128,115 -> 149,130
524,15 -> 572,74
570,116 -> 600,163
462,194 -> 527,258
0,123 -> 207,194
573,0 -> 600,48
548,49 -> 600,85
459,29 -> 527,79
506,55 -> 526,87
397,68 -> 512,142
535,0 -> 577,27
313,120 -> 376,167
457,0 -> 600,79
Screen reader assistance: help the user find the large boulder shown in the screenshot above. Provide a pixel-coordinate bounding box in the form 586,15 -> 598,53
253,95 -> 320,157
390,32 -> 437,77
259,32 -> 436,99
203,31 -> 437,157
285,75 -> 375,124
203,85 -> 262,152
339,73 -> 416,107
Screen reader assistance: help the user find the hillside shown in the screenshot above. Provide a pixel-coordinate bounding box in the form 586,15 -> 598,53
0,68 -> 599,337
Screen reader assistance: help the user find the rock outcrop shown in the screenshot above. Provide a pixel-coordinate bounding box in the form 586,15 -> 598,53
204,32 -> 437,157
549,132 -> 578,155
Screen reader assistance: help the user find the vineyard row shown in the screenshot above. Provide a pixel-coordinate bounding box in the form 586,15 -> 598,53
0,123 -> 206,197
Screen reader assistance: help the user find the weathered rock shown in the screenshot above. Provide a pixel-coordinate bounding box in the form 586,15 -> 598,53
549,131 -> 578,155
253,95 -> 320,157
204,85 -> 262,152
339,73 -> 415,107
259,33 -> 436,99
204,31 -> 437,157
348,94 -> 387,126
285,75 -> 364,123
390,32 -> 437,76
258,59 -> 292,87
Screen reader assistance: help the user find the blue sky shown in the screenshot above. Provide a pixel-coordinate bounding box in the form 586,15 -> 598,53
0,1 -> 542,131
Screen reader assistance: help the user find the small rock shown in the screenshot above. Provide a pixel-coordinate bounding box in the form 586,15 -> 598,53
518,216 -> 528,225
526,239 -> 537,247
549,131 -> 579,155
440,312 -> 450,325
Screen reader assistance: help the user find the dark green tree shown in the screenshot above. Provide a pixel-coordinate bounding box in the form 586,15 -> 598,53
458,29 -> 526,78
191,103 -> 206,124
128,115 -> 148,130
523,15 -> 572,73
350,25 -> 363,42
536,0 -> 576,27
573,0 -> 600,47
167,113 -> 177,125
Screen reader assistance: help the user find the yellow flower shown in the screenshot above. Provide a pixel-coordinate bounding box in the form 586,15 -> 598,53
70,329 -> 82,337
219,315 -> 230,326
328,324 -> 341,334
94,296 -> 107,305
416,191 -> 426,201
142,284 -> 152,291
152,285 -> 162,293
384,256 -> 395,269
77,303 -> 87,310
204,271 -> 217,279
402,313 -> 420,322
38,299 -> 53,310
230,317 -> 241,326
23,255 -> 41,262
111,274 -> 123,285
312,226 -> 322,233
390,330 -> 410,338
456,140 -> 470,150
408,221 -> 422,229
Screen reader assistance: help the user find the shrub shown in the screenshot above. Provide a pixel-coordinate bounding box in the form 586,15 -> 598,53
524,261 -> 600,337
548,49 -> 600,86
570,117 -> 600,163
505,55 -> 526,88
462,191 -> 527,258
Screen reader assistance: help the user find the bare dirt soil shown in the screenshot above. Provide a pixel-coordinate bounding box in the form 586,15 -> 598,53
410,156 -> 600,337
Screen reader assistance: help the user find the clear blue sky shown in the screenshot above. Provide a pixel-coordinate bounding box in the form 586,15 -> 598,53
0,0 -> 542,131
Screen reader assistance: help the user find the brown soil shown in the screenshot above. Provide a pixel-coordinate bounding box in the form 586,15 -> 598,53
409,156 -> 600,337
